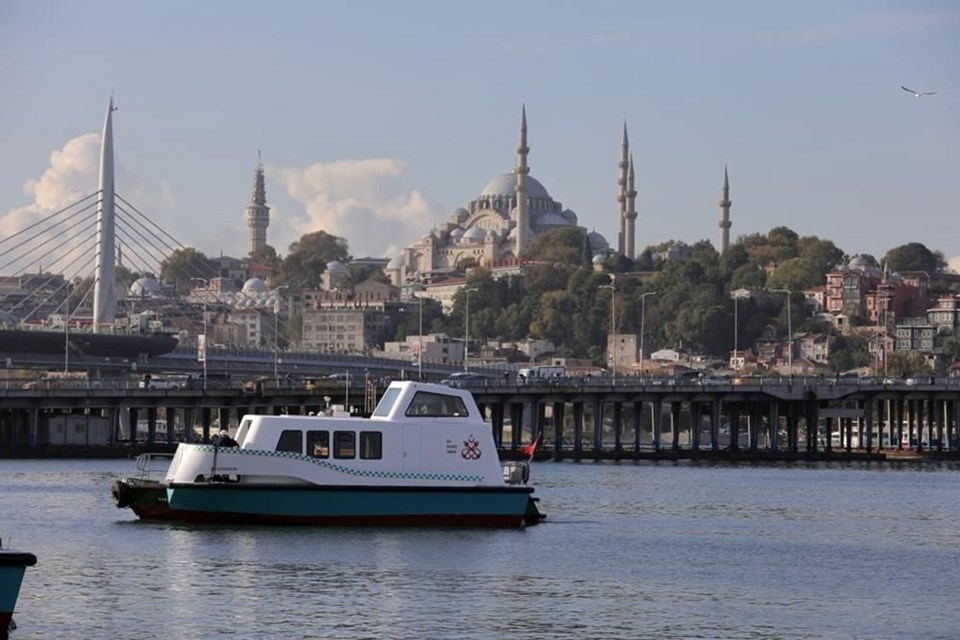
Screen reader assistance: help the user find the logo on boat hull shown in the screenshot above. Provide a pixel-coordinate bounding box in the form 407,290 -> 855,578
461,435 -> 482,460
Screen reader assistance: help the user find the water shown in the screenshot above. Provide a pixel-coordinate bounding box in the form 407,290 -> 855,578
3,459 -> 960,639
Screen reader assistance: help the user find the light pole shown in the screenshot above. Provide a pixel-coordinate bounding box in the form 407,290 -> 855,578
599,284 -> 616,379
639,291 -> 657,381
731,289 -> 748,374
772,288 -> 792,376
273,285 -> 288,379
192,278 -> 209,389
464,287 -> 478,372
417,294 -> 424,382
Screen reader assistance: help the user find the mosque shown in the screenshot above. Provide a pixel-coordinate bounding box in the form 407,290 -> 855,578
382,107 -> 642,287
240,106 -> 735,291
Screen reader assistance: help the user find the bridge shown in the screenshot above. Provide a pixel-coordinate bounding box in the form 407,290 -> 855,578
3,374 -> 959,461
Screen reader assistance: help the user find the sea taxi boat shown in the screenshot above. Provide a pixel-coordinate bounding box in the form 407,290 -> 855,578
111,381 -> 544,527
0,540 -> 37,640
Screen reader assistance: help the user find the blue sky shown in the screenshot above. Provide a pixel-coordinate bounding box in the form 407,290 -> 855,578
1,0 -> 958,272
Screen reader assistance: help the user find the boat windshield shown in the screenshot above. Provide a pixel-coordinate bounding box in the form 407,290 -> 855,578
372,387 -> 402,418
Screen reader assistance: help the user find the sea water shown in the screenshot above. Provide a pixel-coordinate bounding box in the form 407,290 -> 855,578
2,459 -> 959,639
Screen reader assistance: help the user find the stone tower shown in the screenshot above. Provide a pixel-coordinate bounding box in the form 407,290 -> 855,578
514,105 -> 530,256
625,153 -> 637,260
246,153 -> 270,255
718,165 -> 732,254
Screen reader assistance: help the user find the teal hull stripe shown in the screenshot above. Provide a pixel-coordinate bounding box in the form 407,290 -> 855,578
167,486 -> 530,518
196,445 -> 484,483
0,566 -> 28,611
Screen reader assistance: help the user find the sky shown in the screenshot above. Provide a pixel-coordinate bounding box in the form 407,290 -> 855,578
1,0 -> 958,276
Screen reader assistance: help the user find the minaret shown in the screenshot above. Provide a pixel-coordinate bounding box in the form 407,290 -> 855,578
617,123 -> 629,255
514,105 -> 530,256
718,165 -> 732,254
93,97 -> 117,331
625,154 -> 637,259
246,151 -> 270,255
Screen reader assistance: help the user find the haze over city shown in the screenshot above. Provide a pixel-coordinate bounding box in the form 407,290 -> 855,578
1,0 -> 958,272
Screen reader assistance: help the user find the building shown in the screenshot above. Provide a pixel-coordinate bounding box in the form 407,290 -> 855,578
245,154 -> 270,256
385,107 -> 613,288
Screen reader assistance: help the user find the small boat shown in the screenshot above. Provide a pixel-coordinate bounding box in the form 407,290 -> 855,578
112,381 -> 545,527
0,540 -> 37,640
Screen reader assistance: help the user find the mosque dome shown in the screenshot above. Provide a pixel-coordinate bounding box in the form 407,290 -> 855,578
534,212 -> 570,228
463,227 -> 486,242
327,260 -> 347,273
242,277 -> 267,294
592,254 -> 605,265
386,255 -> 404,269
480,174 -> 550,200
450,227 -> 465,239
130,277 -> 162,297
587,231 -> 610,252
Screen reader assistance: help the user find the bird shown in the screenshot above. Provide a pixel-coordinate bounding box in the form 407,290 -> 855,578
901,85 -> 936,97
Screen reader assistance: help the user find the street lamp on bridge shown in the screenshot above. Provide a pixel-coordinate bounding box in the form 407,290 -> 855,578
273,285 -> 288,379
464,287 -> 478,373
599,284 -> 616,379
639,291 -> 657,381
192,278 -> 209,390
772,288 -> 792,376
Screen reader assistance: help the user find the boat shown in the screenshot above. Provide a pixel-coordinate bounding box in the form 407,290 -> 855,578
0,540 -> 37,640
111,380 -> 545,527
0,328 -> 178,358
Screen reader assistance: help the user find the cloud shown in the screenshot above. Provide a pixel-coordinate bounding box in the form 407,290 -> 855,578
269,158 -> 438,259
0,133 -> 176,277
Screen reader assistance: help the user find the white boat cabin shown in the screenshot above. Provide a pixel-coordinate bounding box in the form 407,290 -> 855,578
172,381 -> 511,487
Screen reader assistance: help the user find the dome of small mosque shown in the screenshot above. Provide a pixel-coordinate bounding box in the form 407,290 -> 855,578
130,277 -> 162,297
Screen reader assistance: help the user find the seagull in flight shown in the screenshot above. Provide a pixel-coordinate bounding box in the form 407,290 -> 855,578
902,85 -> 936,97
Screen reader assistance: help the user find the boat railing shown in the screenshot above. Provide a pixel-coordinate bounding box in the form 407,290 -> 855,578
501,460 -> 531,486
135,452 -> 175,481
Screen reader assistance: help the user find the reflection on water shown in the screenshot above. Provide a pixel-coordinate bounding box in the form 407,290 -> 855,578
3,459 -> 959,639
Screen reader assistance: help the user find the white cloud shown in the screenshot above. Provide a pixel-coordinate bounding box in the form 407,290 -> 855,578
0,133 -> 176,277
269,158 -> 438,259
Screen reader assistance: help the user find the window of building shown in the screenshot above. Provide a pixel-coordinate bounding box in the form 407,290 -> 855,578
360,431 -> 382,459
334,430 -> 356,458
276,429 -> 303,454
307,430 -> 329,458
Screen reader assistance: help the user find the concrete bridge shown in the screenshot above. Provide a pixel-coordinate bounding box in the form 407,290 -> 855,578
3,376 -> 960,461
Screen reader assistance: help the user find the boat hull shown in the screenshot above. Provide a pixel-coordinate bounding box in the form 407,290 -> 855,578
116,480 -> 542,527
1,549 -> 37,638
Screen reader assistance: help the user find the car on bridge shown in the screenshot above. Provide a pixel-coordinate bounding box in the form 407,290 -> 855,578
440,372 -> 489,388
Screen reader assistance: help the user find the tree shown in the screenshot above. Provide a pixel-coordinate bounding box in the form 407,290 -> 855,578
797,236 -> 845,276
249,244 -> 281,272
829,335 -> 870,372
160,248 -> 218,294
767,257 -> 822,292
883,242 -> 946,273
281,231 -> 350,290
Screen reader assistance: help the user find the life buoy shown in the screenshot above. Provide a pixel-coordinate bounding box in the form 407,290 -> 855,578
111,480 -> 130,509
520,462 -> 530,485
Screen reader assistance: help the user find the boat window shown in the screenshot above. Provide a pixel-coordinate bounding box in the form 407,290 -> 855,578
236,418 -> 252,445
372,388 -> 401,417
405,391 -> 469,418
307,430 -> 329,458
334,430 -> 356,459
276,429 -> 303,454
360,431 -> 382,459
